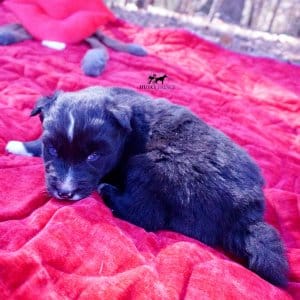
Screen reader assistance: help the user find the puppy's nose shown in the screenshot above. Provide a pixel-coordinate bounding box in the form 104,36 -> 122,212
57,190 -> 74,199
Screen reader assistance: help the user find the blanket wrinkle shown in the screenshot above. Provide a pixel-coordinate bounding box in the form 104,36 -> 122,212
0,211 -> 54,251
0,4 -> 299,299
8,205 -> 71,251
0,193 -> 49,222
178,265 -> 194,299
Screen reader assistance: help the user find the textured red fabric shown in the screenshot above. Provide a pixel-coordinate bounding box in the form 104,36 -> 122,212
3,0 -> 116,43
0,5 -> 299,300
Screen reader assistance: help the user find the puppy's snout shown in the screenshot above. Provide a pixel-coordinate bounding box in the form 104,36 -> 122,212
57,190 -> 75,199
46,169 -> 93,201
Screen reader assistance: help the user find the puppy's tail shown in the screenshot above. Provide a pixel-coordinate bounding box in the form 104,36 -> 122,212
224,221 -> 288,286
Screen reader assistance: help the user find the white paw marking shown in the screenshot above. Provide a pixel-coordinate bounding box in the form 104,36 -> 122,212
6,141 -> 33,156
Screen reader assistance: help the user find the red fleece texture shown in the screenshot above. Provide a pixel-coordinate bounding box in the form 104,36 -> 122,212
4,0 -> 116,43
0,5 -> 299,300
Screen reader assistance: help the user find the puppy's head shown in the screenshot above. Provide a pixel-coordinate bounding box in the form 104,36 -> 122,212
32,87 -> 132,201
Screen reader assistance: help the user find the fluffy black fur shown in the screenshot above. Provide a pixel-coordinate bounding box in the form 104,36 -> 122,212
6,86 -> 288,286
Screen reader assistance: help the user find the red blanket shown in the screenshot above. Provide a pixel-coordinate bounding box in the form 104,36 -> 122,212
0,5 -> 299,300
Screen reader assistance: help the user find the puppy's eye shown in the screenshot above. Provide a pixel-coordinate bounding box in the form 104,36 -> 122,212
87,152 -> 100,162
48,147 -> 58,157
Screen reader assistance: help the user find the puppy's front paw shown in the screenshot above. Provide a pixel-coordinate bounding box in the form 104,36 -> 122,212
98,183 -> 119,198
6,141 -> 33,156
97,183 -> 120,209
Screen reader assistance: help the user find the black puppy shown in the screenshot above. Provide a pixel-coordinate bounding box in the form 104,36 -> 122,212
6,86 -> 288,286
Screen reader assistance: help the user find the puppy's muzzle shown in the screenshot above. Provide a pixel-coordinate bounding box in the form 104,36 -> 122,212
57,189 -> 75,199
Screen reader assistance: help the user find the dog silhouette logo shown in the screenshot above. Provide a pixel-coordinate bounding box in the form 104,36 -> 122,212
139,73 -> 174,90
148,74 -> 168,84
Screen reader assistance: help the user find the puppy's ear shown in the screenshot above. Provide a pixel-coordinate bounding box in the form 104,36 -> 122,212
30,91 -> 61,121
106,101 -> 132,132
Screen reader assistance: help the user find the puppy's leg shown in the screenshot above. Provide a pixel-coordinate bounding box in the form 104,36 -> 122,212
95,31 -> 147,56
6,138 -> 42,157
224,220 -> 288,286
81,36 -> 109,77
0,23 -> 32,45
98,181 -> 166,232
